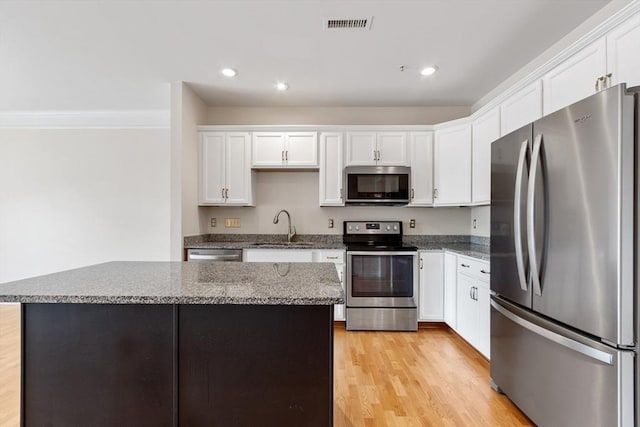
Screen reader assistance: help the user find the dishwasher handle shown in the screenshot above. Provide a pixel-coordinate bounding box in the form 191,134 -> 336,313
187,249 -> 242,262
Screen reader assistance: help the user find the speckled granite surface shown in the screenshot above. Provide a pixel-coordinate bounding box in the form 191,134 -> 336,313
0,261 -> 344,305
184,234 -> 490,260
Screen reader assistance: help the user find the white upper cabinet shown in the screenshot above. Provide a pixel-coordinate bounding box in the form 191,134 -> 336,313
500,80 -> 543,136
376,132 -> 408,165
607,13 -> 640,88
408,132 -> 433,206
345,132 -> 408,166
252,132 -> 318,168
543,37 -> 607,115
319,132 -> 344,206
199,132 -> 253,206
471,107 -> 500,205
433,123 -> 472,206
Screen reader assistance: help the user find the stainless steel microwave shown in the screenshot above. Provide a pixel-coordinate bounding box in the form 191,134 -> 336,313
344,166 -> 411,205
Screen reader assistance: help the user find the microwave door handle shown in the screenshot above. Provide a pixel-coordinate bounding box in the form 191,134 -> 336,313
527,134 -> 543,297
514,139 -> 529,291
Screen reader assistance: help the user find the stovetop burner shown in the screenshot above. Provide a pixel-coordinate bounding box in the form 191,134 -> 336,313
343,221 -> 417,252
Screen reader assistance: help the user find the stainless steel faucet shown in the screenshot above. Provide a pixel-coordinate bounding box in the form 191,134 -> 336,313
273,209 -> 296,242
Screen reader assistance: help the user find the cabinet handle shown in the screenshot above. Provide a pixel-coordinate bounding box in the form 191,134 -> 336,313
433,188 -> 438,199
461,263 -> 470,268
373,150 -> 377,161
596,76 -> 605,92
225,188 -> 229,199
222,188 -> 225,198
474,287 -> 478,301
411,188 -> 415,200
285,150 -> 288,161
480,269 -> 490,274
470,286 -> 473,300
326,256 -> 339,260
339,188 -> 344,200
282,150 -> 285,161
605,73 -> 612,88
419,258 -> 424,269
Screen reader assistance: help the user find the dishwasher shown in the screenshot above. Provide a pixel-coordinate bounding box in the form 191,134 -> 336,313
186,249 -> 243,262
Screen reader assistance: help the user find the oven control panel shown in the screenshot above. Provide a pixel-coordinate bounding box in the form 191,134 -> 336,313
344,221 -> 402,235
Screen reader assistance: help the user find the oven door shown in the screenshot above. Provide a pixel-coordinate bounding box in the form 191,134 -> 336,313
346,251 -> 418,308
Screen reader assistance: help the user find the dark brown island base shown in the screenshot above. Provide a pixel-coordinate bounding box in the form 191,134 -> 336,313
0,261 -> 343,427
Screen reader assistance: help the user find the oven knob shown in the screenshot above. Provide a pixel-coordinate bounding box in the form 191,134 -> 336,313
348,225 -> 352,231
386,225 -> 391,231
393,225 -> 398,231
355,225 -> 360,231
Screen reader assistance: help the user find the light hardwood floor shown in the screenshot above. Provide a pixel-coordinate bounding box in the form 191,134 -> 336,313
0,305 -> 530,426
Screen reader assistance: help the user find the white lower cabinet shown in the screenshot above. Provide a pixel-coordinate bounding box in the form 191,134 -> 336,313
455,255 -> 490,359
242,248 -> 346,321
418,251 -> 444,321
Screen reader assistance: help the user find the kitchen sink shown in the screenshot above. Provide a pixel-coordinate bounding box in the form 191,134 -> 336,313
250,242 -> 312,247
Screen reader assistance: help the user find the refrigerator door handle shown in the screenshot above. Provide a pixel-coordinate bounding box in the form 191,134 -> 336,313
491,299 -> 614,365
527,134 -> 543,297
513,139 -> 529,291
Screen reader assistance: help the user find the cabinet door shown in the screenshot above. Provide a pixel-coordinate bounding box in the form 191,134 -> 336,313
543,37 -> 607,115
377,132 -> 408,166
345,132 -> 377,166
607,13 -> 640,88
456,273 -> 476,344
476,283 -> 490,359
252,132 -> 285,167
409,132 -> 433,206
418,252 -> 444,321
242,249 -> 314,262
285,132 -> 318,167
319,132 -> 344,206
434,123 -> 472,206
225,133 -> 253,205
471,107 -> 499,205
443,252 -> 458,329
199,132 -> 226,205
500,80 -> 543,136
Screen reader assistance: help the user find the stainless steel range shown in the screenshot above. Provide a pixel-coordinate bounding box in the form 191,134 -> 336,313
344,221 -> 418,331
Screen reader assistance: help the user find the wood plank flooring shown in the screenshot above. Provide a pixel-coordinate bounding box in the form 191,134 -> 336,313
0,305 -> 530,426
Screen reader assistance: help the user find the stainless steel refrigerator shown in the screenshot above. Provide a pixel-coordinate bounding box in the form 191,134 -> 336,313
490,83 -> 638,427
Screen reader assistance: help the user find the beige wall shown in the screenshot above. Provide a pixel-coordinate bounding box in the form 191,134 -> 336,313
0,128 -> 171,283
198,171 -> 471,236
207,106 -> 469,125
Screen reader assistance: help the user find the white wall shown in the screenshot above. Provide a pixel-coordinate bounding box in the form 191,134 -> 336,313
470,206 -> 490,237
0,128 -> 171,283
199,171 -> 470,235
207,106 -> 469,125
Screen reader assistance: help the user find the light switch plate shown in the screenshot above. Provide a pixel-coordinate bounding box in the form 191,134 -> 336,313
211,217 -> 216,227
328,219 -> 334,228
409,219 -> 416,228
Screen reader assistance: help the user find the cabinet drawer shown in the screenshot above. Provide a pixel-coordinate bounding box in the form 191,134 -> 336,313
457,256 -> 490,282
314,250 -> 345,264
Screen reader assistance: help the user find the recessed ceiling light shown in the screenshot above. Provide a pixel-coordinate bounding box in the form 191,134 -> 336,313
276,82 -> 289,91
221,68 -> 237,77
420,66 -> 438,76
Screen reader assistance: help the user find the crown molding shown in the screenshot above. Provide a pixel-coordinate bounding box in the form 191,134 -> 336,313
0,110 -> 170,129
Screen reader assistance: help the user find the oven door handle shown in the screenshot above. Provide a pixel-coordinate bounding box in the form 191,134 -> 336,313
346,251 -> 418,256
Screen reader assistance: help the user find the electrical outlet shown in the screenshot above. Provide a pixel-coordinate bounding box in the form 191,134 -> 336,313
210,217 -> 216,227
409,219 -> 416,228
225,218 -> 241,228
328,219 -> 334,228
473,218 -> 477,229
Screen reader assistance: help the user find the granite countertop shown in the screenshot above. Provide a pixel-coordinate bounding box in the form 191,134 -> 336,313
184,234 -> 490,261
0,261 -> 344,305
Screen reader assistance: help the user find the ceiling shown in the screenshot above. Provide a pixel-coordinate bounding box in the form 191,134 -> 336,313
0,0 -> 614,110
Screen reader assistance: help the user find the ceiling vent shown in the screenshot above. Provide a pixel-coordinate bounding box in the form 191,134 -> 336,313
325,17 -> 373,30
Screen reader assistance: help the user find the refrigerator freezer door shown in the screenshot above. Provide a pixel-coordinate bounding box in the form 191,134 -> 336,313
530,85 -> 635,346
490,125 -> 532,307
491,297 -> 634,427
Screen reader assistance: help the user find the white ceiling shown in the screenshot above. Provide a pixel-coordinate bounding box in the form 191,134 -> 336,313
0,0 -> 613,110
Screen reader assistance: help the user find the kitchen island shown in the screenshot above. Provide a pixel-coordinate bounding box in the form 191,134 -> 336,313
0,261 -> 343,426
